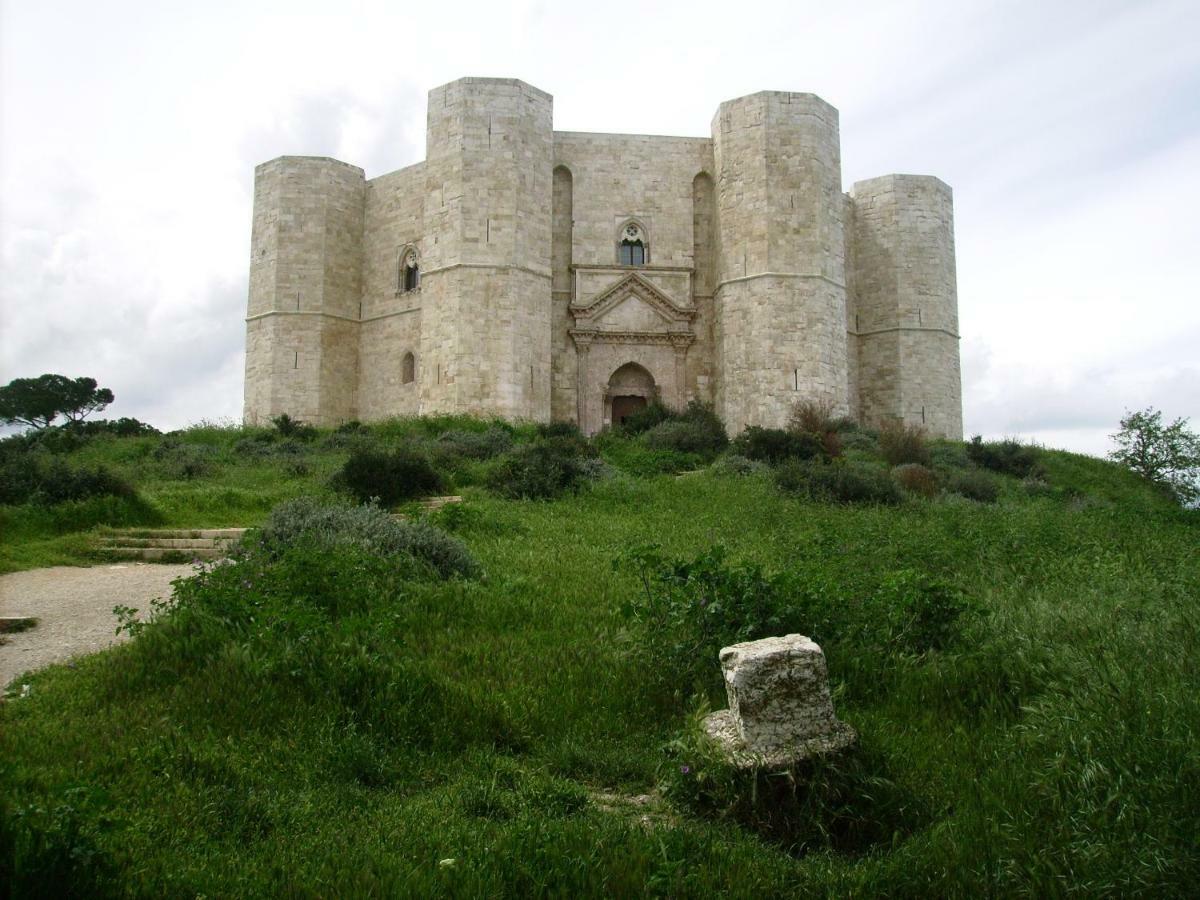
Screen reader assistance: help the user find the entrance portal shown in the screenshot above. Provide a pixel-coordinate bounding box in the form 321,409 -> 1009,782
612,395 -> 647,426
605,362 -> 657,429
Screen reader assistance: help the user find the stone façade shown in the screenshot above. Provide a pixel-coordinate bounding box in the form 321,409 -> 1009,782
243,77 -> 962,438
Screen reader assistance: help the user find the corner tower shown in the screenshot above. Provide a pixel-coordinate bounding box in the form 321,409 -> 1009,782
711,91 -> 849,434
850,175 -> 962,438
243,156 -> 364,427
418,78 -> 554,420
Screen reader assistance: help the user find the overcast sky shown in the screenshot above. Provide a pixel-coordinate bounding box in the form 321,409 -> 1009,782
2,0 -> 1197,454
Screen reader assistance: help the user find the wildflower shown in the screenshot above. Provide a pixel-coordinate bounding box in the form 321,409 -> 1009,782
680,765 -> 690,774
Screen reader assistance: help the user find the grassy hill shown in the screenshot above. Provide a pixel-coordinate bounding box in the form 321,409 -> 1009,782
1,415 -> 1197,896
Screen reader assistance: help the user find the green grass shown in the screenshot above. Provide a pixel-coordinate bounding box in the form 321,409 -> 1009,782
2,422 -> 1198,895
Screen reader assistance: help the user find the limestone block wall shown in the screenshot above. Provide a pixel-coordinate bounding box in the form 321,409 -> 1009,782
712,92 -> 848,434
243,156 -> 365,426
420,78 -> 553,420
850,174 -> 961,438
358,161 -> 426,418
552,133 -> 715,416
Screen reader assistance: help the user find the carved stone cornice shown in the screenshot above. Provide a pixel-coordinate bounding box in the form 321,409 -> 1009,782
570,272 -> 695,325
570,328 -> 695,348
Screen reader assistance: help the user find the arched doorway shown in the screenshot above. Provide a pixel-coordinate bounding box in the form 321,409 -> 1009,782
606,362 -> 656,427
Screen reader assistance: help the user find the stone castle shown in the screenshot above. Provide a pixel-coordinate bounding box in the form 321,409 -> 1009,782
243,77 -> 962,437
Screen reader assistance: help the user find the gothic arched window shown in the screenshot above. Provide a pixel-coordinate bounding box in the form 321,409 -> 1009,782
399,248 -> 420,293
618,222 -> 647,266
401,351 -> 416,384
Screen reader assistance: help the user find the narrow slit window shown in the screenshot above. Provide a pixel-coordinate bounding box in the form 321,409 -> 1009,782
400,249 -> 420,292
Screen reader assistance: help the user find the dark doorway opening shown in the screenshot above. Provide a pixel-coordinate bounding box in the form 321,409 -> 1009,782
612,395 -> 647,426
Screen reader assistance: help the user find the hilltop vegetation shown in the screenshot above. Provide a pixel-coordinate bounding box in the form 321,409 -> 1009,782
1,410 -> 1197,895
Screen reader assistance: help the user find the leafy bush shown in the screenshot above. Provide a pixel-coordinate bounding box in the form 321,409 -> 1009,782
618,400 -> 673,436
535,421 -> 585,441
788,398 -> 843,436
487,438 -> 598,499
272,413 -> 317,441
775,459 -> 902,505
642,419 -> 725,460
929,441 -> 970,470
838,429 -> 880,455
435,427 -> 514,461
596,433 -> 701,476
333,446 -> 445,506
878,421 -> 931,467
615,544 -> 796,686
893,463 -> 939,498
709,454 -> 770,477
250,496 -> 478,579
967,436 -> 1042,478
731,426 -> 823,464
947,468 -> 1000,503
154,443 -> 219,480
0,455 -> 136,506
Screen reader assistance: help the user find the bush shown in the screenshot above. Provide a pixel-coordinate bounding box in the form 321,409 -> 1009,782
789,398 -> 841,436
775,459 -> 902,505
642,419 -> 725,460
618,400 -> 673,436
333,446 -> 445,506
966,436 -> 1042,478
709,454 -> 770,477
929,441 -> 970,470
596,433 -> 701,476
251,496 -> 478,579
0,455 -> 136,506
838,429 -> 880,455
487,439 -> 597,499
731,426 -> 823,464
948,468 -> 1000,503
435,427 -> 514,461
272,413 -> 317,441
154,443 -> 219,480
878,421 -> 931,467
615,544 -> 796,687
893,463 -> 939,498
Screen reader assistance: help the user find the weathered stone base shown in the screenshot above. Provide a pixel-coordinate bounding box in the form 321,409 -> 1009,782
702,709 -> 857,769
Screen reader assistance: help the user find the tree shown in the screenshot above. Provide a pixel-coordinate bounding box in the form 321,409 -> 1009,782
1109,407 -> 1200,506
0,374 -> 114,430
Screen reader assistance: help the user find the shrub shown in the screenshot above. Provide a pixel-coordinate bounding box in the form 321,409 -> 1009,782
775,459 -> 902,505
642,419 -> 725,460
155,443 -> 218,480
251,496 -> 478,579
272,413 -> 317,441
838,429 -> 880,455
947,468 -> 1000,503
618,400 -> 673,436
878,421 -> 931,467
893,463 -> 939,498
874,570 -> 974,654
536,421 -> 584,441
966,436 -> 1042,478
597,433 -> 701,476
232,432 -> 278,457
789,398 -> 840,436
0,455 -> 136,506
615,544 -> 796,686
709,454 -> 770,477
435,427 -> 514,461
333,446 -> 445,506
487,439 -> 597,499
929,441 -> 970,470
731,426 -> 823,464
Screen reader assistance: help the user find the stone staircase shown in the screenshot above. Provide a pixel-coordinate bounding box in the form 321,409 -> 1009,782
96,528 -> 247,563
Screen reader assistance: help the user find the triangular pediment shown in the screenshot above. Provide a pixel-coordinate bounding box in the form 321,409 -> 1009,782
570,272 -> 695,328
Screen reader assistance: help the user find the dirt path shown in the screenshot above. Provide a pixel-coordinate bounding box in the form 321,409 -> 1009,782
0,563 -> 197,688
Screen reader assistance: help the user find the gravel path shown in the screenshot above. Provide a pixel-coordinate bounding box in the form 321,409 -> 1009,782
0,563 -> 197,687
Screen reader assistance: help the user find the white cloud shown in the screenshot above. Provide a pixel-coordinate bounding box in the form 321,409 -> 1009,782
2,0 -> 1197,447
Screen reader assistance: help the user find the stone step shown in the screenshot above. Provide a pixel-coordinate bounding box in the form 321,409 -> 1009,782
103,537 -> 221,549
418,495 -> 464,510
100,527 -> 248,541
97,546 -> 223,562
